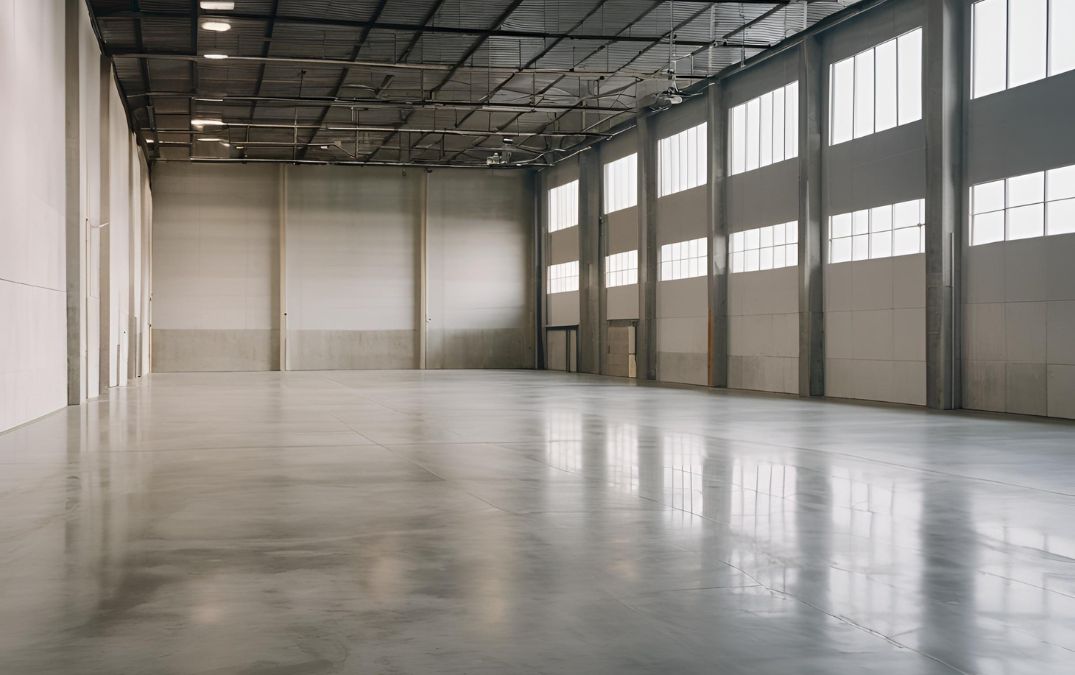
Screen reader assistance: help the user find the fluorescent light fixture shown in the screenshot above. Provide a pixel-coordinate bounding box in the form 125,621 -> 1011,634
191,118 -> 225,126
196,137 -> 223,142
221,142 -> 231,148
200,20 -> 231,32
203,53 -> 229,60
200,1 -> 235,9
145,139 -> 156,143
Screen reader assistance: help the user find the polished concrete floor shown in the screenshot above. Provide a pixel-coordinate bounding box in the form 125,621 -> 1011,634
1,371 -> 1074,674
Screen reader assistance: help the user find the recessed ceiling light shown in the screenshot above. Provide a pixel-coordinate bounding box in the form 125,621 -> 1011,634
200,1 -> 235,9
203,53 -> 229,60
200,20 -> 231,32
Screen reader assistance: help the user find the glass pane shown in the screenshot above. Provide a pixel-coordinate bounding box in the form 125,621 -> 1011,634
746,98 -> 760,171
973,180 -> 1005,214
773,245 -> 786,268
897,28 -> 923,124
744,249 -> 760,272
852,234 -> 869,261
773,223 -> 786,245
831,213 -> 853,239
697,123 -> 707,186
786,221 -> 798,244
893,226 -> 921,255
1052,0 -> 1075,76
973,0 -> 1007,97
759,247 -> 774,271
871,231 -> 893,258
785,82 -> 799,158
731,104 -> 746,175
1047,164 -> 1075,201
731,231 -> 744,252
731,251 -> 744,273
854,50 -> 875,138
1009,0 -> 1047,88
871,205 -> 893,231
786,244 -> 797,266
875,39 -> 898,132
1007,172 -> 1045,207
1008,203 -> 1045,239
773,88 -> 786,163
760,93 -> 774,167
1047,198 -> 1075,236
760,225 -> 774,248
831,59 -> 854,144
831,237 -> 852,263
686,127 -> 698,189
894,200 -> 922,229
745,228 -> 760,250
853,210 -> 870,235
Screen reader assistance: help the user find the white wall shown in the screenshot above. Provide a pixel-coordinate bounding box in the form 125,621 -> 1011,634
655,98 -> 709,386
0,0 -> 68,432
963,70 -> 1075,419
426,170 -> 534,369
151,163 -> 279,372
285,166 -> 420,370
728,268 -> 799,394
820,0 -> 927,405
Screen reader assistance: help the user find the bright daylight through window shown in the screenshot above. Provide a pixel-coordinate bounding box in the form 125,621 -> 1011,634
830,28 -> 922,145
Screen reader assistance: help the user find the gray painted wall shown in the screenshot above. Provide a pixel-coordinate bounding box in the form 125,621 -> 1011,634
963,70 -> 1075,419
152,163 -> 280,372
285,166 -> 420,370
426,170 -> 534,369
151,164 -> 534,373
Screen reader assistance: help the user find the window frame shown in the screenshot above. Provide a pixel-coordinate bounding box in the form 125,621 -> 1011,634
657,123 -> 708,197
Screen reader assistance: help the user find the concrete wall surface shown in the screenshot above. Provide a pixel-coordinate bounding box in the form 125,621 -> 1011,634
0,0 -> 70,432
151,165 -> 535,372
152,163 -> 280,372
426,170 -> 534,369
825,255 -> 926,405
729,268 -> 799,394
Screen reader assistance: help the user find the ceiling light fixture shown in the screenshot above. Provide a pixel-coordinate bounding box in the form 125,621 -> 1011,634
200,1 -> 235,9
200,20 -> 231,32
191,118 -> 225,127
203,53 -> 229,60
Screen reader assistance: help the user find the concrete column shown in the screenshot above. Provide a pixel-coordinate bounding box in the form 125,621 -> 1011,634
98,55 -> 111,394
278,165 -> 288,371
417,170 -> 428,369
706,84 -> 728,388
534,169 -> 547,369
797,36 -> 825,397
578,148 -> 602,374
924,0 -> 964,410
64,0 -> 85,404
637,113 -> 659,381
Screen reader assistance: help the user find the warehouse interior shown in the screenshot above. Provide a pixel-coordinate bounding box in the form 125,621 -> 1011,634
2,0 -> 1074,672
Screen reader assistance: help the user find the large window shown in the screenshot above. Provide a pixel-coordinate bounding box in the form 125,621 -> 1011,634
659,238 -> 707,281
730,83 -> 799,175
605,250 -> 638,288
548,261 -> 579,294
548,180 -> 578,232
972,0 -> 1075,99
730,223 -> 798,273
829,28 -> 922,145
971,164 -> 1075,245
829,199 -> 925,263
603,154 -> 638,214
658,123 -> 707,197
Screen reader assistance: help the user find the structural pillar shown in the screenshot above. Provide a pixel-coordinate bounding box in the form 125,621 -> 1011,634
64,0 -> 85,404
533,169 -> 547,370
578,147 -> 602,374
706,83 -> 728,388
797,35 -> 824,397
924,0 -> 964,410
637,113 -> 659,382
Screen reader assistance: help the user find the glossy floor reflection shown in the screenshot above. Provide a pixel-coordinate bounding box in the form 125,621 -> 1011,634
1,371 -> 1074,674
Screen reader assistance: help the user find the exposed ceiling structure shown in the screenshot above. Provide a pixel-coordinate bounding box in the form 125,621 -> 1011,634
87,0 -> 861,167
